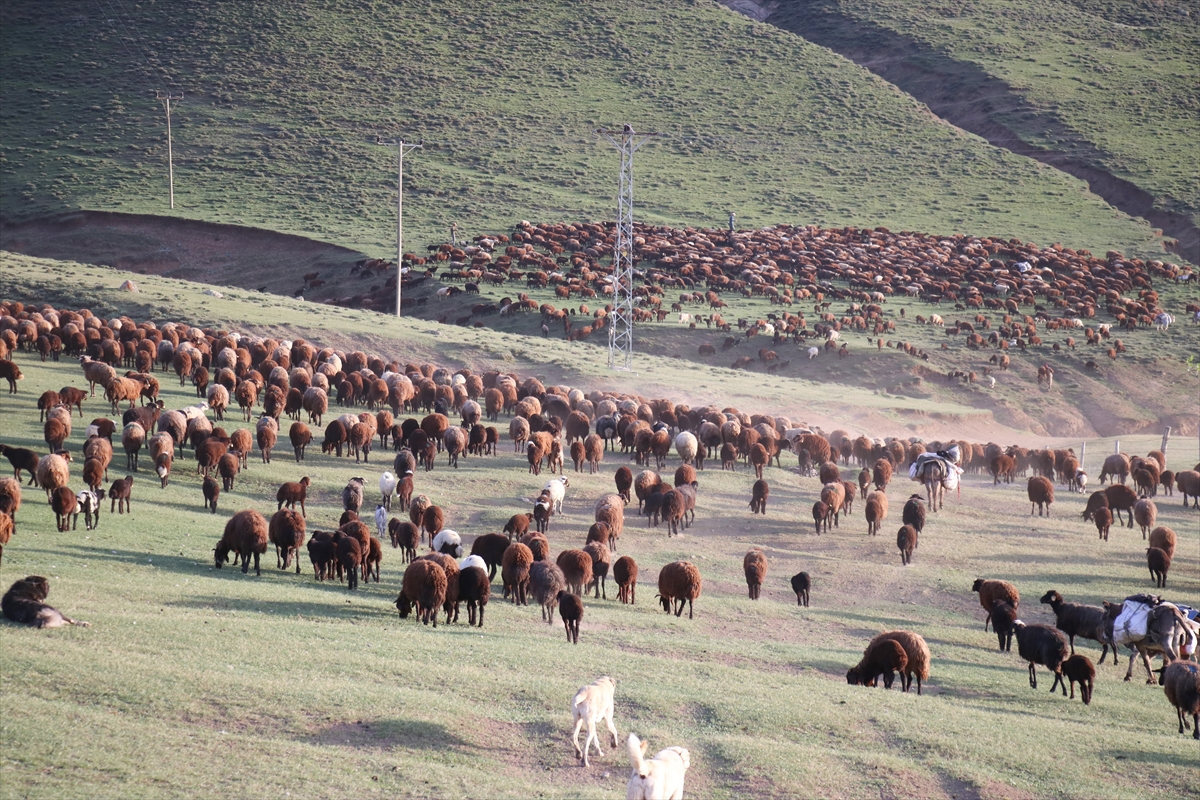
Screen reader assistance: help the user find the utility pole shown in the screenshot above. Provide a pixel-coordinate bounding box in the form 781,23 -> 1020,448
375,137 -> 422,317
157,91 -> 183,209
596,124 -> 659,371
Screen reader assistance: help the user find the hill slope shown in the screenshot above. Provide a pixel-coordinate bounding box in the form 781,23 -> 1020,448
0,0 -> 1171,261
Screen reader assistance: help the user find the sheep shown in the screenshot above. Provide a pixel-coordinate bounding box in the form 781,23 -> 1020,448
276,476 -> 311,517
0,476 -> 20,522
864,491 -> 887,536
990,600 -> 1018,652
502,542 -> 533,605
269,508 -> 306,574
872,458 -> 893,490
902,495 -> 925,534
421,551 -> 459,622
257,417 -> 279,463
847,637 -> 909,690
896,524 -> 918,565
1105,483 -> 1139,527
229,429 -> 252,468
214,509 -> 269,575
1081,490 -> 1109,522
558,591 -> 584,644
615,465 -> 633,504
337,535 -> 363,591
306,530 -> 338,580
870,630 -> 931,694
659,489 -> 686,536
396,559 -> 447,626
1013,621 -> 1070,694
534,491 -> 554,535
1027,476 -> 1054,516
625,733 -> 690,800
107,475 -> 133,514
154,451 -> 173,488
571,676 -> 619,768
557,549 -> 594,596
531,560 -> 567,624
822,482 -> 847,527
522,530 -> 547,562
1175,470 -> 1200,508
614,555 -> 638,604
469,533 -> 510,580
633,470 -> 662,513
82,457 -> 105,494
1148,547 -> 1171,587
1062,654 -> 1096,704
1039,590 -> 1118,663
584,541 -> 611,599
743,548 -> 767,599
791,572 -> 811,607
50,486 -> 79,531
1149,526 -> 1176,559
503,512 -> 533,541
749,479 -> 768,515
657,560 -> 702,619
35,453 -> 71,500
76,489 -> 100,530
121,422 -> 145,471
458,560 -> 490,627
1134,498 -> 1157,539
1162,661 -> 1200,739
0,445 -> 40,486
342,476 -> 365,514
973,579 -> 1019,630
1094,507 -> 1113,541
217,453 -> 239,493
202,475 -> 220,513
289,421 -> 312,461
0,511 -> 13,565
432,528 -> 463,557
1,576 -> 88,628
1099,453 -> 1130,485
542,475 -> 569,515
388,519 -> 420,562
526,440 -> 545,474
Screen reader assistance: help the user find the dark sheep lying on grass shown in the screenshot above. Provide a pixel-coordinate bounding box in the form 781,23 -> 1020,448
2,576 -> 89,628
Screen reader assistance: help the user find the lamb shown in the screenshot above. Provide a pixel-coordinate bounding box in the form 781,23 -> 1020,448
557,548 -> 594,596
1133,498 -> 1157,539
107,475 -> 133,514
0,445 -> 40,486
1013,620 -> 1070,694
503,512 -> 533,540
1148,526 -> 1176,559
625,733 -> 690,800
584,541 -> 611,599
432,528 -> 464,558
1094,507 -> 1113,541
1147,547 -> 1171,587
388,519 -> 420,563
614,555 -> 638,604
531,560 -> 568,624
1162,660 -> 1200,739
218,453 -> 239,492
812,500 -> 830,535
51,486 -> 79,531
571,676 -> 618,767
76,489 -> 100,531
1039,590 -> 1117,663
396,559 -> 447,626
657,560 -> 702,619
502,541 -> 534,605
214,509 -> 269,575
2,576 -> 88,628
1027,476 -> 1054,516
973,579 -> 1019,630
289,421 -> 313,461
791,572 -> 811,607
35,453 -> 71,500
342,476 -> 365,514
864,491 -> 887,536
276,476 -> 311,517
902,494 -> 925,534
558,591 -> 584,644
337,535 -> 363,591
1062,654 -> 1096,704
896,524 -> 918,565
742,548 -> 767,600
269,508 -> 306,574
615,465 -> 633,504
869,630 -> 931,694
990,600 -> 1018,652
202,476 -> 220,513
846,637 -> 909,690
749,479 -> 769,515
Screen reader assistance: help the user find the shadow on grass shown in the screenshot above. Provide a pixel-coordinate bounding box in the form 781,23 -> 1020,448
167,594 -> 389,621
304,718 -> 472,752
1101,746 -> 1195,765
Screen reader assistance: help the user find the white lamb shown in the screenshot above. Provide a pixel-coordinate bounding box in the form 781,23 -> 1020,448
379,471 -> 398,510
374,504 -> 388,541
807,346 -> 819,359
625,733 -> 690,800
432,529 -> 463,558
571,676 -> 618,767
543,476 -> 570,515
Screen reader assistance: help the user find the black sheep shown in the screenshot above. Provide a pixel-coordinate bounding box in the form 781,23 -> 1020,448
1013,621 -> 1070,693
1147,547 -> 1171,588
790,571 -> 810,607
338,535 -> 362,591
1039,590 -> 1117,663
902,494 -> 925,534
2,576 -> 88,628
469,532 -> 509,580
558,590 -> 584,644
458,565 -> 490,627
990,600 -> 1017,652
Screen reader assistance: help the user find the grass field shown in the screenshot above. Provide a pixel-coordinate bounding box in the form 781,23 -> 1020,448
0,0 -> 1173,263
1,257 -> 1198,798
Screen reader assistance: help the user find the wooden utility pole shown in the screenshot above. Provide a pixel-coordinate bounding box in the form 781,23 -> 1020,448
375,137 -> 422,317
157,92 -> 183,209
1160,426 -> 1171,454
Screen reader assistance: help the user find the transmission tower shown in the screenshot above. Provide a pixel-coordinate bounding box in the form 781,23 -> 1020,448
597,125 -> 659,371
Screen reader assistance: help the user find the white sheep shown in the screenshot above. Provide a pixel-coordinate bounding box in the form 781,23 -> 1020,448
379,471 -> 398,510
374,504 -> 388,541
179,401 -> 210,423
543,476 -> 570,515
432,528 -> 463,557
678,312 -> 692,325
807,346 -> 819,359
674,432 -> 698,465
986,376 -> 996,388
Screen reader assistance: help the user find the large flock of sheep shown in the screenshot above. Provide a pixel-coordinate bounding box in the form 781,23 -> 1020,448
0,294 -> 1198,795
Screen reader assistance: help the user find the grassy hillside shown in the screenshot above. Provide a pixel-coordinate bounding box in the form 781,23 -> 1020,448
1,256 -> 1198,798
0,0 -> 1172,262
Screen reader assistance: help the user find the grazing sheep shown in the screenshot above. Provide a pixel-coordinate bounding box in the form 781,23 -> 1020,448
1081,490 -> 1109,522
791,572 -> 811,607
214,509 -> 269,575
276,476 -> 311,517
1039,590 -> 1118,663
1149,526 -> 1176,559
657,560 -> 702,619
847,637 -> 909,690
902,495 -> 925,534
625,733 -> 690,800
1062,654 -> 1096,704
614,555 -> 638,605
421,552 -> 459,623
396,559 -> 447,626
584,541 -> 611,599
1162,661 -> 1200,739
269,509 -> 306,574
108,475 -> 133,514
202,476 -> 220,513
558,591 -> 584,644
432,528 -> 463,557
458,562 -> 490,627
1134,498 -> 1157,539
50,486 -> 79,531
896,524 -> 918,565
388,519 -> 420,562
342,476 -> 365,514
571,676 -> 618,767
35,453 -> 71,500
1094,507 -> 1113,541
749,479 -> 768,515
1027,476 -> 1054,516
1147,547 -> 1171,587
2,576 -> 88,628
1099,453 -> 1131,485
812,500 -> 830,535
743,548 -> 767,599
1013,621 -> 1070,694
502,542 -> 534,605
973,579 -> 1019,631
869,630 -> 931,694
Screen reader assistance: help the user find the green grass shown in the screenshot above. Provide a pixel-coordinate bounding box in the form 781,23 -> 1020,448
1,255 -> 1198,797
0,0 -> 1174,263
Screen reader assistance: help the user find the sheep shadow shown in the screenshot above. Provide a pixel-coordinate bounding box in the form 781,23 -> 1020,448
302,719 -> 471,752
167,595 -> 384,621
1100,747 -> 1193,765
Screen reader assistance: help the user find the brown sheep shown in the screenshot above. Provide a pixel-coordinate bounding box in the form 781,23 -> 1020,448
1133,498 -> 1157,539
819,462 -> 841,485
614,555 -> 638,604
872,458 -> 893,490
973,579 -> 1020,631
0,510 -> 13,566
583,433 -> 604,474
503,512 -> 533,541
1099,453 -> 1130,485
107,475 -> 133,514
1147,547 -> 1171,588
990,454 -> 1016,484
1162,660 -> 1200,739
388,519 -> 420,563
634,470 -> 662,513
749,479 -> 769,515
657,560 -> 702,619
791,572 -> 810,607
868,630 -> 931,694
229,428 -> 252,468
897,524 -> 918,566
1094,507 -> 1113,541
615,465 -> 633,504
1175,470 -> 1200,508
521,532 -> 549,562
558,591 -> 584,644
864,490 -> 888,536
1081,490 -> 1109,522
121,422 -> 145,471
594,493 -> 625,549
43,417 -> 69,453
337,535 -> 363,591
257,419 -> 279,464
50,486 -> 79,531
743,549 -> 767,600
35,453 -> 71,500
1027,476 -> 1054,516
1148,526 -> 1176,559
812,500 -> 830,535
218,453 -> 239,492
570,440 -> 586,472
397,559 -> 447,626
214,509 -> 269,575
289,421 -> 312,461
1063,654 -> 1096,705
421,552 -> 459,623
556,549 -> 594,596
847,638 -> 909,690
1104,483 -> 1139,527
269,508 -> 306,574
502,542 -> 533,605
202,475 -> 220,513
276,476 -> 311,517
583,541 -> 611,599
